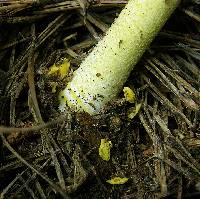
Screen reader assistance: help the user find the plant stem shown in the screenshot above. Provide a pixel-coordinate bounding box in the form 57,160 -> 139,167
59,0 -> 180,115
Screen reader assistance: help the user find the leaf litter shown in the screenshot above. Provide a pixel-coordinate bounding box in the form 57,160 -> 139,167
0,0 -> 200,198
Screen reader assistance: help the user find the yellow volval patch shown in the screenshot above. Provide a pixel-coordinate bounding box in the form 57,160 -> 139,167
48,64 -> 59,75
99,139 -> 112,161
48,58 -> 70,79
106,177 -> 129,185
123,87 -> 135,103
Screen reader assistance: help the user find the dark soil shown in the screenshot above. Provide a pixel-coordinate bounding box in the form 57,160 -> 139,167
0,0 -> 200,199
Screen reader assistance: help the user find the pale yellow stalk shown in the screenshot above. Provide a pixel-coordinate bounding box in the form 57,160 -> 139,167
59,0 -> 180,115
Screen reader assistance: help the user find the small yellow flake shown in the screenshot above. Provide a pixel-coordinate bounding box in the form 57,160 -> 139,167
48,64 -> 59,75
47,58 -> 70,79
123,87 -> 135,103
127,103 -> 142,119
59,58 -> 70,79
99,139 -> 112,161
106,177 -> 128,185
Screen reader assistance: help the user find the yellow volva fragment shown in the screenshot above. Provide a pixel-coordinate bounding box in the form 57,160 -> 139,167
47,58 -> 70,79
99,139 -> 112,161
106,177 -> 129,185
48,64 -> 59,75
123,87 -> 136,103
59,58 -> 70,79
127,103 -> 142,119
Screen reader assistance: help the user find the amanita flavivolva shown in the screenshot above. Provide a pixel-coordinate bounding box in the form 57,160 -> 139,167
59,0 -> 180,115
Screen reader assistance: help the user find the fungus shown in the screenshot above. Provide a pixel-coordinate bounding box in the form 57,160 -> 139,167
59,0 -> 180,115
